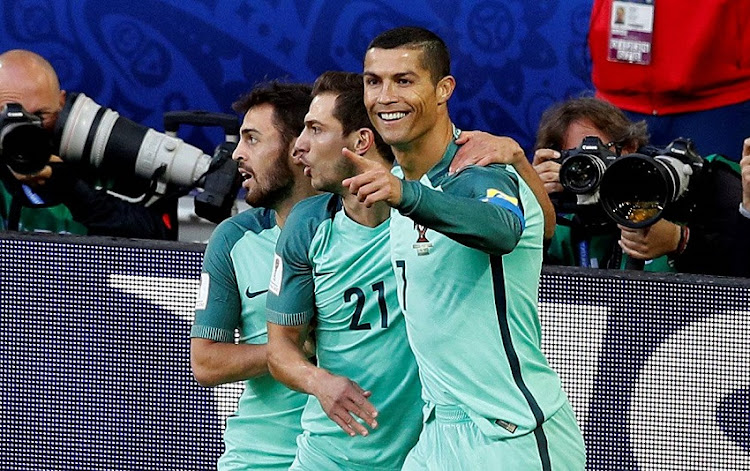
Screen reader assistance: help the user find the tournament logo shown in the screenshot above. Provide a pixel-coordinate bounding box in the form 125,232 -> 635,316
269,254 -> 283,295
412,223 -> 433,256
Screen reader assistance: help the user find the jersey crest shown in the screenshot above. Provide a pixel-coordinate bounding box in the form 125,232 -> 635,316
412,222 -> 433,256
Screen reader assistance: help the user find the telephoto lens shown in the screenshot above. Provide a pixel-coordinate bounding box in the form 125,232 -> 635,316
599,154 -> 671,228
599,138 -> 701,228
56,93 -> 212,187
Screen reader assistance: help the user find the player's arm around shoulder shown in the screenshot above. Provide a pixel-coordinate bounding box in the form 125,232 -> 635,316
457,163 -> 526,247
190,216 -> 270,387
451,131 -> 555,240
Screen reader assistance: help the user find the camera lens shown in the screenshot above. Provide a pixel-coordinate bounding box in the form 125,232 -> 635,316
559,153 -> 607,194
57,93 -> 212,187
0,123 -> 52,175
600,155 -> 672,228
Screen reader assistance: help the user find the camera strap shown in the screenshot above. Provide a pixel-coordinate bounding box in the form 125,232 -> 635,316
21,184 -> 45,205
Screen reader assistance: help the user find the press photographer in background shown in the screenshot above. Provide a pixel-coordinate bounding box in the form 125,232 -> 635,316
0,49 -> 238,239
533,96 -> 749,277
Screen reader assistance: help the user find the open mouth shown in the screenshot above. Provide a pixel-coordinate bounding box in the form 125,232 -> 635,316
378,111 -> 408,122
239,169 -> 254,184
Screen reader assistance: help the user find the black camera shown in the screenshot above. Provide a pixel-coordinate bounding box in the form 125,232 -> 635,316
599,138 -> 703,228
558,136 -> 620,206
0,103 -> 53,175
0,95 -> 241,223
163,110 -> 241,223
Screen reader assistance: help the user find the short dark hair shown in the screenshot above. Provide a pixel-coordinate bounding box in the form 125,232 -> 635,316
367,26 -> 450,84
311,71 -> 394,163
535,96 -> 650,152
232,81 -> 313,148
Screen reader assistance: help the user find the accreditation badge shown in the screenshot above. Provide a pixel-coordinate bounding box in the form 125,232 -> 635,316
608,0 -> 655,65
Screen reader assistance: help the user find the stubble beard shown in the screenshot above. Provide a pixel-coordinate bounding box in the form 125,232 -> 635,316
244,147 -> 296,209
314,153 -> 359,196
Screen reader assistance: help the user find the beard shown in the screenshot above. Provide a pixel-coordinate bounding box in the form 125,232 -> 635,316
244,147 -> 295,209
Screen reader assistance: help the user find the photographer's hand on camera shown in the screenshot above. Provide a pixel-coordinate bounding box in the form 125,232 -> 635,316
532,149 -> 563,194
617,219 -> 682,261
7,154 -> 65,189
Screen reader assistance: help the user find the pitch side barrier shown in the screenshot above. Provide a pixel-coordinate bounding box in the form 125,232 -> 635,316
1,233 -> 748,470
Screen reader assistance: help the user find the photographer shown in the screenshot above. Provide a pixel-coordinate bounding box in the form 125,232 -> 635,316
533,96 -> 749,277
0,49 -> 177,239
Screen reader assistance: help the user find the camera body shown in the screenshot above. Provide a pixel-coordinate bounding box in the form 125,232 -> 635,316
553,135 -> 703,229
0,103 -> 53,175
0,95 -> 241,224
558,136 -> 620,206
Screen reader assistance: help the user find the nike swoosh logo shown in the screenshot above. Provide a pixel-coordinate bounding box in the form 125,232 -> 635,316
245,288 -> 268,298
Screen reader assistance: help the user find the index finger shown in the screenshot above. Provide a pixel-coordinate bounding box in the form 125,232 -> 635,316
348,383 -> 378,419
331,410 -> 369,437
532,148 -> 560,165
449,148 -> 480,174
342,147 -> 372,172
743,137 -> 750,158
454,130 -> 479,145
618,225 -> 646,239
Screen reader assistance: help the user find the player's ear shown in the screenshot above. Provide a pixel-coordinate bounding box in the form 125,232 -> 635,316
436,75 -> 455,105
354,128 -> 374,155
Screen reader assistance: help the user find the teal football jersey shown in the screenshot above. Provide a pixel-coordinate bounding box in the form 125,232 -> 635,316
267,194 -> 423,470
192,208 -> 306,470
389,136 -> 570,440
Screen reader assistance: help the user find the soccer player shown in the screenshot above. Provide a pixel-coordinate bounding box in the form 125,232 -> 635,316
190,82 -> 317,470
265,71 -> 423,470
344,27 -> 586,469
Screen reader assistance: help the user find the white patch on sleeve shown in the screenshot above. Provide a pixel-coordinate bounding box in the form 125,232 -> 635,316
269,254 -> 283,296
195,272 -> 210,310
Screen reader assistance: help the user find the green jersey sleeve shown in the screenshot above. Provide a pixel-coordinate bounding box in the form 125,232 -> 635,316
397,164 -> 524,255
191,218 -> 244,342
267,195 -> 336,326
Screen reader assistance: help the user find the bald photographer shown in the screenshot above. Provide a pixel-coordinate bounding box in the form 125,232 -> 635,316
0,49 -> 180,239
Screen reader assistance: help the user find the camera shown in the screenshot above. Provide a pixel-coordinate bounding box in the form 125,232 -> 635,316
163,109 -> 241,223
0,103 -> 53,175
558,136 -> 620,206
599,138 -> 703,228
0,94 -> 241,223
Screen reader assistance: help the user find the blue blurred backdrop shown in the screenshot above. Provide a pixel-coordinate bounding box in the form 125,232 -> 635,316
0,0 -> 594,155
